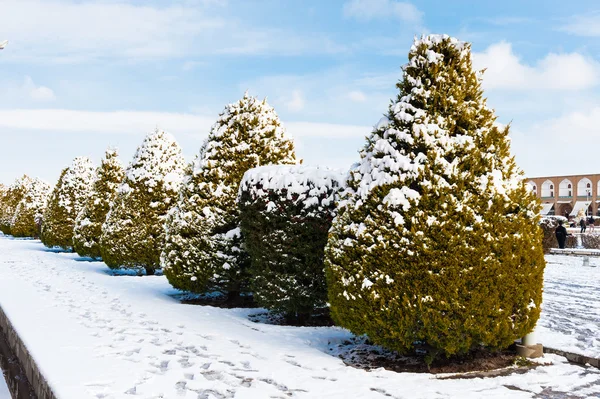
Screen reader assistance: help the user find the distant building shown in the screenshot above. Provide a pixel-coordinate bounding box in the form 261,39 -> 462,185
526,174 -> 600,217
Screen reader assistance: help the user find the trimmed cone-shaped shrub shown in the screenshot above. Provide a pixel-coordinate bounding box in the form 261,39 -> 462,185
239,165 -> 344,320
162,92 -> 297,298
11,177 -> 51,238
73,148 -> 125,259
325,34 -> 545,359
0,176 -> 31,235
101,130 -> 185,275
41,157 -> 95,250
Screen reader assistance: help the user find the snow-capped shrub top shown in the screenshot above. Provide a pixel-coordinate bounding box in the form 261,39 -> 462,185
240,165 -> 345,214
122,129 -> 186,194
0,175 -> 34,233
345,33 -> 522,214
17,177 -> 51,213
58,157 -> 96,214
10,177 -> 51,237
193,92 -> 296,198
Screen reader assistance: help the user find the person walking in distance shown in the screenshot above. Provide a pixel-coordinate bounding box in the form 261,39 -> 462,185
555,220 -> 570,249
589,215 -> 595,233
580,217 -> 587,234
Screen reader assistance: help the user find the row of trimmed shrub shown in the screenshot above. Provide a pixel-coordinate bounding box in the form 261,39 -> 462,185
0,34 -> 546,361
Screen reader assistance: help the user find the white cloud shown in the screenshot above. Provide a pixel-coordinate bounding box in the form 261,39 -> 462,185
348,90 -> 367,102
0,108 -> 370,139
0,0 -> 345,63
343,0 -> 422,24
182,61 -> 206,71
472,42 -> 599,91
23,76 -> 56,102
511,107 -> 600,177
561,13 -> 600,37
285,90 -> 305,112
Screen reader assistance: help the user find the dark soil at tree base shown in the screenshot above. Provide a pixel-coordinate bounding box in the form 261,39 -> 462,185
0,327 -> 36,399
178,292 -> 258,309
248,309 -> 335,327
330,338 -> 545,375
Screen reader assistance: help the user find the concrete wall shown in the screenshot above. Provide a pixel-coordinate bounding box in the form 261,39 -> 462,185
0,305 -> 57,399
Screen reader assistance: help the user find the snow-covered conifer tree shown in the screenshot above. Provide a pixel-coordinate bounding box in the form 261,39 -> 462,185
101,130 -> 185,275
162,92 -> 297,299
11,177 -> 51,238
0,175 -> 32,235
325,35 -> 545,358
239,165 -> 344,321
41,157 -> 95,250
73,148 -> 124,259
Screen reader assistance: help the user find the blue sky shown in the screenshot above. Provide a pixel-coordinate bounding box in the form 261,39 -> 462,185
2,0 -> 600,185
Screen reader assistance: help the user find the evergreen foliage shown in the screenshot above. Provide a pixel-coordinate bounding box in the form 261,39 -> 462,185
11,177 -> 51,238
0,176 -> 30,235
73,148 -> 125,259
101,130 -> 185,275
239,165 -> 344,320
325,34 -> 545,358
41,157 -> 96,250
162,92 -> 297,298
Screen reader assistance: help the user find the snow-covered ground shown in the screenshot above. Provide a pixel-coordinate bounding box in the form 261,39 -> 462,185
0,376 -> 9,399
0,236 -> 599,398
537,254 -> 600,358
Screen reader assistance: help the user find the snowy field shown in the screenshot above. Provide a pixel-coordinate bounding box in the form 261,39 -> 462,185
0,236 -> 599,398
537,254 -> 600,358
0,377 -> 8,399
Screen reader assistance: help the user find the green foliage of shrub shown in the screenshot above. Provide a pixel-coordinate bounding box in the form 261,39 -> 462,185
239,165 -> 344,320
162,92 -> 297,298
101,130 -> 185,275
41,158 -> 95,250
0,176 -> 30,235
73,148 -> 124,259
11,177 -> 51,238
325,34 -> 545,358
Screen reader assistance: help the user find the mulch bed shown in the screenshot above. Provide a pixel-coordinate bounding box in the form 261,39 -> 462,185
176,292 -> 258,309
248,309 -> 335,327
328,337 -> 543,375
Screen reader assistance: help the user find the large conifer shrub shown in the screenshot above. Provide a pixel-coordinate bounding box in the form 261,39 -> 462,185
162,92 -> 297,299
325,34 -> 545,359
11,177 -> 51,238
41,157 -> 95,250
101,130 -> 185,275
239,165 -> 344,321
0,176 -> 30,235
73,148 -> 124,259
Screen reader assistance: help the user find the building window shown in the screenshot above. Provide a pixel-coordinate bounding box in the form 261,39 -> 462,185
550,184 -> 554,190
568,184 -> 572,189
569,190 -> 572,196
587,183 -> 591,188
550,191 -> 554,197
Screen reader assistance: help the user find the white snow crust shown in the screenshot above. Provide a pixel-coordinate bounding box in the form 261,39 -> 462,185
239,165 -> 345,212
0,237 -> 599,398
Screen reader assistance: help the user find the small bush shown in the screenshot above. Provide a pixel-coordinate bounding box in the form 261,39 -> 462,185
239,165 -> 344,321
101,130 -> 185,275
162,92 -> 297,297
41,158 -> 95,250
73,148 -> 124,259
11,177 -> 51,238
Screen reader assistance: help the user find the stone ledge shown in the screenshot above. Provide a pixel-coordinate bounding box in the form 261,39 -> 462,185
544,347 -> 600,368
0,304 -> 57,399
